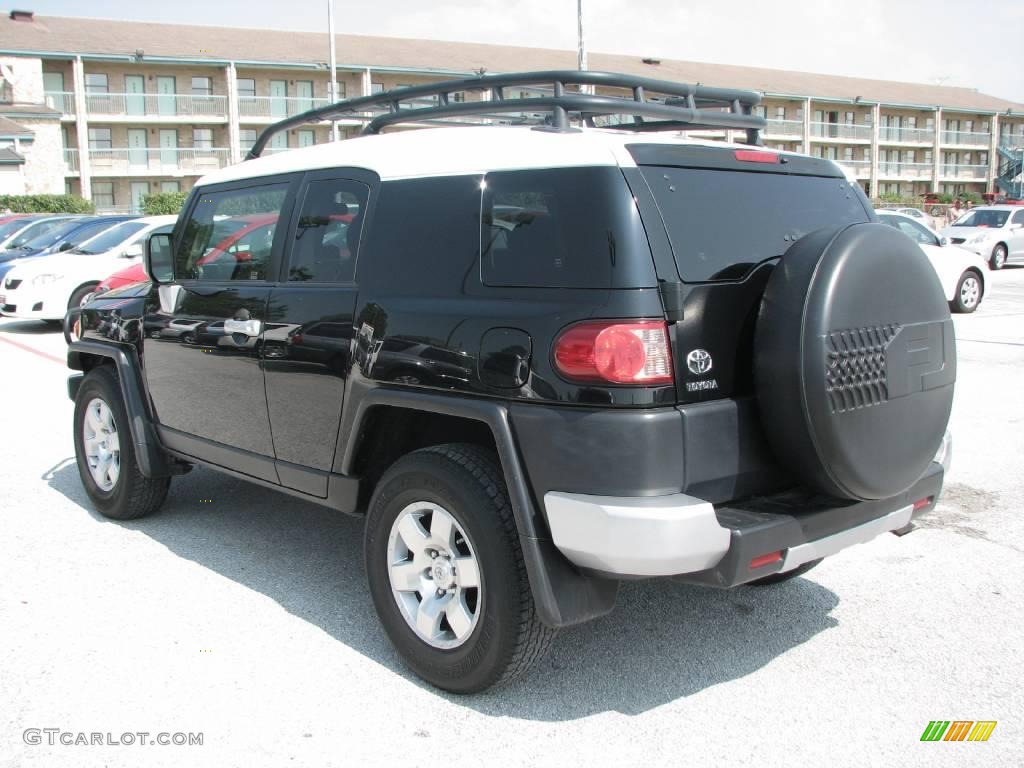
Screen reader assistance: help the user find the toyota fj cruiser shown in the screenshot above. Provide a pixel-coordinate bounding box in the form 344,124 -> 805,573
65,71 -> 955,693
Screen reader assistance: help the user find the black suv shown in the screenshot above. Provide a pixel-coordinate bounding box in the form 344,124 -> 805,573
66,72 -> 955,693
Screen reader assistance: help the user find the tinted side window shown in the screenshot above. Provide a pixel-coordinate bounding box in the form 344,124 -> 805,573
360,175 -> 480,295
1013,210 -> 1024,225
175,184 -> 288,281
482,167 -> 652,289
288,179 -> 368,282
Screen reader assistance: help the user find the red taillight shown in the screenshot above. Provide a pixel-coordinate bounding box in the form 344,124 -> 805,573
749,551 -> 783,569
553,320 -> 673,385
912,496 -> 933,511
734,149 -> 779,164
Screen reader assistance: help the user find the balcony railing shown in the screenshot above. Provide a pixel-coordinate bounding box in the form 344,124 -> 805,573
835,159 -> 871,175
85,92 -> 227,118
810,122 -> 872,141
763,119 -> 803,137
88,147 -> 231,176
44,90 -> 75,115
940,164 -> 989,180
879,127 -> 935,143
878,162 -> 934,179
63,148 -> 79,174
941,130 -> 991,146
1000,134 -> 1024,149
238,95 -> 330,119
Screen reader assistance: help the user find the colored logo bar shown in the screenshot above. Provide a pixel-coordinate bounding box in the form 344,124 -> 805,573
920,721 -> 997,742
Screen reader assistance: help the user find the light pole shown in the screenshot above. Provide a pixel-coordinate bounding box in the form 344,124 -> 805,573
577,0 -> 587,73
328,0 -> 339,142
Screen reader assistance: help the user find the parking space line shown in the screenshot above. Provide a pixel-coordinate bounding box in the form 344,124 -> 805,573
0,335 -> 65,365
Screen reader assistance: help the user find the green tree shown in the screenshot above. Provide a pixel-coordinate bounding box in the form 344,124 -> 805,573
142,191 -> 189,216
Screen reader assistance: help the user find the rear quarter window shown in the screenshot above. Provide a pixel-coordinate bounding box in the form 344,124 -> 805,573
481,167 -> 654,289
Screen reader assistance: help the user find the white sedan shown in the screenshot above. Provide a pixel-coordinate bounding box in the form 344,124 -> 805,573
0,215 -> 176,323
877,210 -> 987,313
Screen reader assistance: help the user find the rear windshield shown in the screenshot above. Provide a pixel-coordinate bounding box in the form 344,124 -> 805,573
640,168 -> 871,282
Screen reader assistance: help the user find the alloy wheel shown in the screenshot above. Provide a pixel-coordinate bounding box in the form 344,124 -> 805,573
386,501 -> 482,649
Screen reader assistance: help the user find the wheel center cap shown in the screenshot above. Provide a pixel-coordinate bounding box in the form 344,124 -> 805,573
431,558 -> 455,589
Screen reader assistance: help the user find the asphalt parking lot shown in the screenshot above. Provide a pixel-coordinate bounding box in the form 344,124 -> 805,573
1,270 -> 1022,768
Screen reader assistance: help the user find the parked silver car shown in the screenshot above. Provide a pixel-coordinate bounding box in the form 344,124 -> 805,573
940,205 -> 1024,269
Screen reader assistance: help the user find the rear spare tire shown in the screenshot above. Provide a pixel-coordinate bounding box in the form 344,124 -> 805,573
755,223 -> 955,501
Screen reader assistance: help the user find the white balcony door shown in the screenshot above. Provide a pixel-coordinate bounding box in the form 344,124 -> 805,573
157,76 -> 176,116
159,129 -> 178,167
131,182 -> 149,213
296,81 -> 313,112
43,72 -> 64,110
270,80 -> 288,118
127,128 -> 148,169
125,75 -> 145,116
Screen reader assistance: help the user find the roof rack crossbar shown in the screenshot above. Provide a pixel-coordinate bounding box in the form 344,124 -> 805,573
247,70 -> 765,159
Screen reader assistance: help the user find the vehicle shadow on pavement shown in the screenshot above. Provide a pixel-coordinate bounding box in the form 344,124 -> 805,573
0,320 -> 60,335
44,460 -> 840,720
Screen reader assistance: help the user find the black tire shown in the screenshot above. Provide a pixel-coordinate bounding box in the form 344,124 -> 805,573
364,443 -> 555,693
989,243 -> 1007,271
951,270 -> 983,314
68,283 -> 98,310
747,558 -> 823,586
73,366 -> 170,520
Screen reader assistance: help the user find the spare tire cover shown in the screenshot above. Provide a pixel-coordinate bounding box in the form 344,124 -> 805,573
755,222 -> 955,501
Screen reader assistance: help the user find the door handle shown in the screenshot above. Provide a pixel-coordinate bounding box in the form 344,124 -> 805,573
224,318 -> 262,336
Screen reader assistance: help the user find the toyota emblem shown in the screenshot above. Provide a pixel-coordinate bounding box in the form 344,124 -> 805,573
686,349 -> 713,376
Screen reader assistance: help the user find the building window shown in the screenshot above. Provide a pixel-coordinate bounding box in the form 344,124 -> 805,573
237,78 -> 256,98
193,128 -> 213,150
161,181 -> 180,193
85,73 -> 108,94
753,105 -> 766,118
862,148 -> 870,162
795,107 -> 804,121
239,128 -> 257,150
297,130 -> 315,148
843,147 -> 854,161
864,112 -> 872,126
88,127 -> 112,150
192,76 -> 212,96
93,181 -> 114,209
775,106 -> 786,121
330,80 -> 346,100
924,150 -> 933,164
452,91 -> 465,103
844,111 -> 854,125
371,82 -> 384,95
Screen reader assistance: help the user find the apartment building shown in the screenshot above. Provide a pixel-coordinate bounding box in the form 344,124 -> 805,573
1,10 -> 1022,211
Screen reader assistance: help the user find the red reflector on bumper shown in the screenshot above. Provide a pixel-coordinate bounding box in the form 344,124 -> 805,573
912,496 -> 933,511
749,551 -> 783,569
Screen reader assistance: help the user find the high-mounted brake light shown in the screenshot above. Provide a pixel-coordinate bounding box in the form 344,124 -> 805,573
734,149 -> 779,164
554,320 -> 673,385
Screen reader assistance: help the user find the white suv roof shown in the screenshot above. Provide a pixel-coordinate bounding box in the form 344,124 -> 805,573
199,126 -> 783,187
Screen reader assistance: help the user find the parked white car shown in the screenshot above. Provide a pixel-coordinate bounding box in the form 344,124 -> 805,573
0,215 -> 177,322
939,205 -> 1024,270
894,207 -> 937,230
877,210 -> 987,313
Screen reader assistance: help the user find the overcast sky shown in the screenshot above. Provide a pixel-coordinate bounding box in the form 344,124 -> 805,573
31,0 -> 1024,103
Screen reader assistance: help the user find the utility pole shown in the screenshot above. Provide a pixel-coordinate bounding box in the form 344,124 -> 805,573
577,0 -> 587,72
328,0 -> 339,142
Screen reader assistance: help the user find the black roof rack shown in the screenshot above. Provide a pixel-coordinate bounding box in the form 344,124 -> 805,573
247,70 -> 765,160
